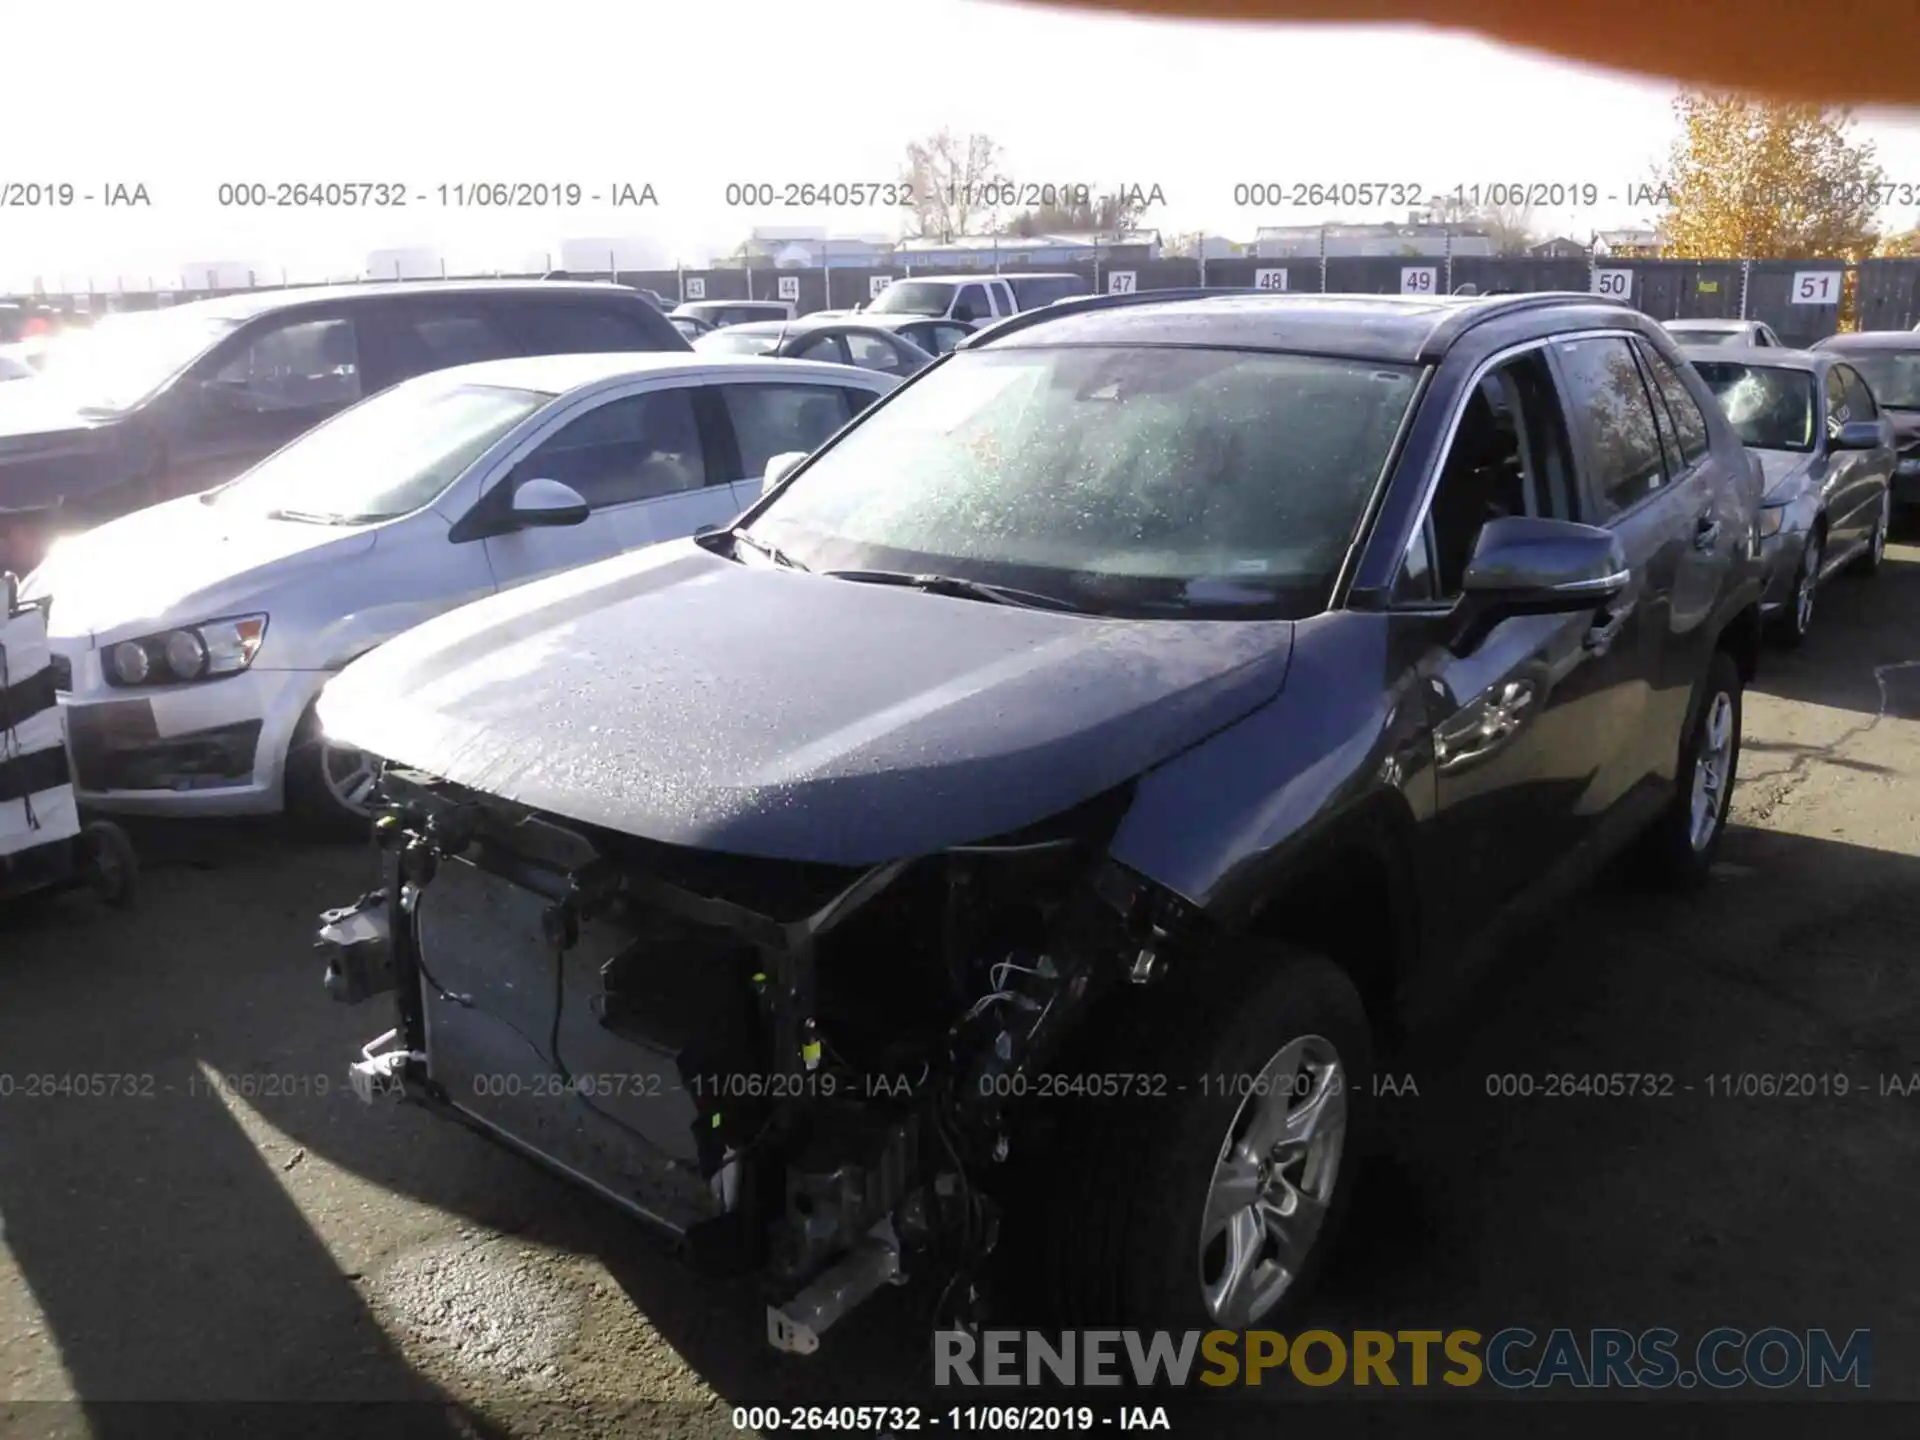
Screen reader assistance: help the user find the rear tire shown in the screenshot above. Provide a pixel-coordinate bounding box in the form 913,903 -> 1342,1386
1631,649 -> 1742,889
1039,942 -> 1372,1330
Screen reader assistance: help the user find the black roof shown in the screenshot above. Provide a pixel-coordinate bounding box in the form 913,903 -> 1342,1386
1665,317 -> 1759,329
1681,343 -> 1824,370
1812,329 -> 1920,352
969,290 -> 1639,363
168,279 -> 646,322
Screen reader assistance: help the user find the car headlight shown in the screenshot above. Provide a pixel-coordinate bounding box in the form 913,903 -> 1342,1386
103,614 -> 268,688
1758,506 -> 1785,539
1897,456 -> 1920,476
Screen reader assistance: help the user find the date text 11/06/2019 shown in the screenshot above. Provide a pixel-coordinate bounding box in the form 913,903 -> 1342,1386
730,1404 -> 1172,1431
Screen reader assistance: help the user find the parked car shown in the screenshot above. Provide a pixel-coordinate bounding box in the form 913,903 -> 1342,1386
17,353 -> 895,827
1665,318 -> 1784,348
1004,271 -> 1093,309
694,318 -> 937,376
1812,330 -> 1920,511
1685,345 -> 1894,644
313,289 -> 1763,1356
669,314 -> 714,341
864,273 -> 1020,325
669,300 -> 796,330
858,313 -> 978,355
0,281 -> 691,580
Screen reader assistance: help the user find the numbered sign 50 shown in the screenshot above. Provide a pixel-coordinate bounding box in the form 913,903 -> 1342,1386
1400,266 -> 1437,295
1791,272 -> 1842,305
1592,269 -> 1633,299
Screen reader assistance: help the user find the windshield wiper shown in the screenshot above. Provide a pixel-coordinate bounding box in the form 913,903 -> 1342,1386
726,527 -> 810,572
265,507 -> 392,525
823,568 -> 1087,612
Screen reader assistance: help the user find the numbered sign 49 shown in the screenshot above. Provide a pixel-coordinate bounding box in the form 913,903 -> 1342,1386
869,275 -> 892,299
1592,269 -> 1633,299
776,275 -> 800,302
1791,271 -> 1842,305
1254,268 -> 1289,292
684,276 -> 707,301
1107,271 -> 1137,295
1400,266 -> 1437,295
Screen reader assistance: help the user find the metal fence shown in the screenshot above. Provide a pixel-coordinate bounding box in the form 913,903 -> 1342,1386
12,254 -> 1920,339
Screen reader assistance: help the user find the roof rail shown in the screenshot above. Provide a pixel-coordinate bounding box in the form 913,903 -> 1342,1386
1416,290 -> 1635,361
960,286 -> 1265,347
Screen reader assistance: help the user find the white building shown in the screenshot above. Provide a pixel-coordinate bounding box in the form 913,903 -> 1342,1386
178,260 -> 263,290
365,248 -> 446,281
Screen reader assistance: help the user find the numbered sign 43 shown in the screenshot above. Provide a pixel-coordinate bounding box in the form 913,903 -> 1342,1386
776,275 -> 800,302
1254,268 -> 1289,292
1592,269 -> 1633,299
1791,272 -> 1842,305
1107,271 -> 1137,294
684,276 -> 707,300
1400,267 -> 1437,295
869,275 -> 892,299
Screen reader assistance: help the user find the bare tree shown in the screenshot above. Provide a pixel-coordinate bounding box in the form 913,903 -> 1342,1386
1003,189 -> 1147,239
900,130 -> 1004,239
1424,193 -> 1537,254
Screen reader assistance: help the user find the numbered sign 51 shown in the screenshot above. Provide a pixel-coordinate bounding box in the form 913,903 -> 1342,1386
869,275 -> 892,299
1107,271 -> 1137,295
1254,268 -> 1289,292
777,275 -> 800,302
1591,269 -> 1633,299
1791,272 -> 1842,305
684,276 -> 707,300
1400,266 -> 1437,295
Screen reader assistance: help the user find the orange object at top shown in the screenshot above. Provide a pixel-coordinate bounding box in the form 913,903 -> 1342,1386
1029,0 -> 1920,106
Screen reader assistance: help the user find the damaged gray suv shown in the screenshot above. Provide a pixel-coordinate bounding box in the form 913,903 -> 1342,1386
315,290 -> 1766,1352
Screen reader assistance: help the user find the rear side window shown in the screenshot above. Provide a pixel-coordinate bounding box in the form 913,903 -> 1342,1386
510,388 -> 707,507
506,304 -> 662,355
1636,342 -> 1711,468
212,315 -> 363,411
953,285 -> 991,322
402,309 -> 517,371
1555,336 -> 1668,520
719,382 -> 852,475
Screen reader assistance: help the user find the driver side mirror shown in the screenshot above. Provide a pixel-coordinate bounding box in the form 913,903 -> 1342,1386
1833,420 -> 1884,450
1451,516 -> 1629,653
509,478 -> 590,528
762,451 -> 809,493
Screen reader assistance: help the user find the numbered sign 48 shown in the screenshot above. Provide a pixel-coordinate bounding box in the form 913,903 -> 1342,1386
1592,269 -> 1633,299
684,276 -> 706,300
869,275 -> 892,299
1400,266 -> 1437,295
1107,271 -> 1137,295
777,275 -> 800,302
1254,268 -> 1289,292
1791,272 -> 1842,305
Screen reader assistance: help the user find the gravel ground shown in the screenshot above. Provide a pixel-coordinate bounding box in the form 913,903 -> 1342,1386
6,543 -> 1920,1438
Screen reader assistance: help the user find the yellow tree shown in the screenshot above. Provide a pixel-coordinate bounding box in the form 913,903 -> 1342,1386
1656,93 -> 1884,261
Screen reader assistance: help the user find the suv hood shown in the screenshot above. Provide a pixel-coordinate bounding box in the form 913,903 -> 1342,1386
24,493 -> 379,643
317,542 -> 1296,865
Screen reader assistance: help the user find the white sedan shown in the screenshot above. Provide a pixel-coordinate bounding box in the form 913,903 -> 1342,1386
21,351 -> 895,826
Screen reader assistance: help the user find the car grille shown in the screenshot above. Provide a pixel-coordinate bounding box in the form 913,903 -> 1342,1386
49,654 -> 71,691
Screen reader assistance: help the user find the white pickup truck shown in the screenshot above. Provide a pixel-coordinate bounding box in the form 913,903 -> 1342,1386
862,272 -> 1090,325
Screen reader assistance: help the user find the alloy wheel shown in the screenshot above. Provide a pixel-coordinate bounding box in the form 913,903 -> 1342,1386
1794,533 -> 1821,636
319,739 -> 380,816
1873,493 -> 1889,567
1688,690 -> 1736,852
1197,1034 -> 1347,1327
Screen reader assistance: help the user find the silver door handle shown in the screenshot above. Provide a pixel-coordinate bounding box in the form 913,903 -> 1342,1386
1694,518 -> 1721,551
1584,600 -> 1636,653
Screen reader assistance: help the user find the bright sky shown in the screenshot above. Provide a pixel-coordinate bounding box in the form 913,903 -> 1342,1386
7,0 -> 1920,291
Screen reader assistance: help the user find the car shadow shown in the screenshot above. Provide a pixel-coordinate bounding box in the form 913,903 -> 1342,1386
1746,544 -> 1920,718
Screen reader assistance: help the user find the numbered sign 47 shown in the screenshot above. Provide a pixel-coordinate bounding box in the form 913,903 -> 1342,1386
1107,270 -> 1137,295
776,275 -> 800,302
1254,268 -> 1289,292
684,276 -> 707,301
1400,266 -> 1437,295
1592,269 -> 1633,299
869,274 -> 892,299
1791,271 -> 1842,305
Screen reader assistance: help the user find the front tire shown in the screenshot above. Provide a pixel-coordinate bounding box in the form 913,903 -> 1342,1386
1853,490 -> 1890,576
1776,527 -> 1822,648
285,699 -> 379,838
1041,943 -> 1372,1329
1632,648 -> 1742,889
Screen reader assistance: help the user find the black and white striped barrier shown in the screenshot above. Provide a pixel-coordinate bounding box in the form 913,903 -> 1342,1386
1,575 -> 80,876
